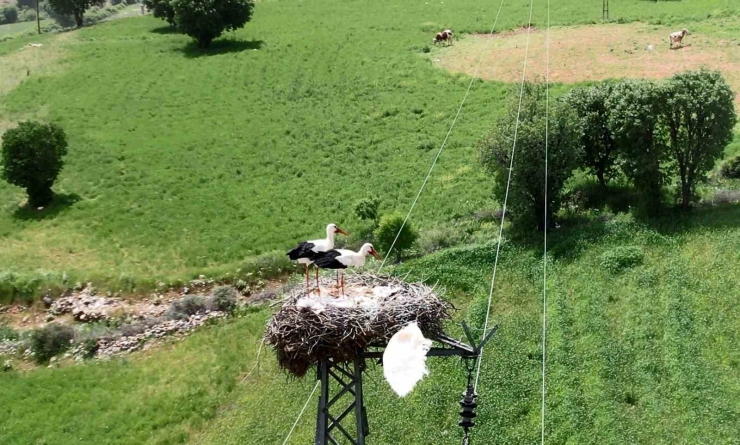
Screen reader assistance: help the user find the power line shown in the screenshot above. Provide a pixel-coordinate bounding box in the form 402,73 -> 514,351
541,0 -> 551,442
281,380 -> 320,445
377,0 -> 508,272
474,0 -> 537,392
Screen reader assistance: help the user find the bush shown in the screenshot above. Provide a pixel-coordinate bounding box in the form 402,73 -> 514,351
373,212 -> 418,261
17,7 -> 38,22
564,83 -> 618,188
418,227 -> 466,255
1,122 -> 68,208
1,4 -> 19,24
0,325 -> 19,341
110,0 -> 123,5
207,285 -> 237,312
166,295 -> 205,320
599,246 -> 644,273
144,0 -> 175,25
29,323 -> 74,364
720,156 -> 740,180
354,196 -> 381,224
607,79 -> 667,214
16,0 -> 38,9
172,0 -> 255,48
663,69 -> 737,208
479,81 -> 579,231
46,0 -> 103,27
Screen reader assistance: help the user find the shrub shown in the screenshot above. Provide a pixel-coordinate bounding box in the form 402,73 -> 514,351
663,69 -> 737,208
143,0 -> 175,25
418,227 -> 466,255
16,0 -> 38,9
17,7 -> 38,22
29,323 -> 74,364
46,0 -> 103,27
0,325 -> 19,341
110,0 -> 123,5
599,246 -> 644,273
720,156 -> 740,180
1,4 -> 18,24
207,285 -> 237,312
373,212 -> 418,261
172,0 -> 255,48
1,121 -> 68,208
166,295 -> 205,320
479,81 -> 580,231
354,196 -> 381,224
607,79 -> 667,214
564,83 -> 618,188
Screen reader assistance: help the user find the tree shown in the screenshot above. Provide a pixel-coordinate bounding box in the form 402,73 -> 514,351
46,0 -> 103,28
1,121 -> 68,207
564,83 -> 618,188
479,82 -> 579,231
144,0 -> 176,26
662,69 -> 737,208
1,4 -> 18,24
373,212 -> 418,261
354,196 -> 381,224
172,0 -> 255,48
606,79 -> 667,213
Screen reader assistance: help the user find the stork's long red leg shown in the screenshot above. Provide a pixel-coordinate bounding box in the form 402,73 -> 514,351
315,267 -> 319,288
305,264 -> 309,289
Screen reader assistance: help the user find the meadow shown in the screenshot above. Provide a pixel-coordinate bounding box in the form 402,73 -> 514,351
2,208 -> 739,444
1,0 -> 738,300
1,0 -> 740,443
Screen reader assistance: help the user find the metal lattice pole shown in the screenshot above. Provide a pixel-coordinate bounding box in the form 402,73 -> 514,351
603,0 -> 609,21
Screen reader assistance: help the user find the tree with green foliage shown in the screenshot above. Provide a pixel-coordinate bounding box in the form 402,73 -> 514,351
480,82 -> 579,231
662,69 -> 737,208
354,196 -> 381,224
721,156 -> 740,180
1,4 -> 18,24
607,79 -> 667,213
373,212 -> 417,261
564,83 -> 618,189
46,0 -> 103,27
1,121 -> 68,208
172,0 -> 255,48
144,0 -> 176,26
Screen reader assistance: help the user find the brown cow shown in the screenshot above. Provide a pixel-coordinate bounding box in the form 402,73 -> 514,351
433,30 -> 453,46
669,29 -> 689,49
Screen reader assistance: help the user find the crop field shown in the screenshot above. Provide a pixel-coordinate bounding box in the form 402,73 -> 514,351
0,0 -> 738,298
1,0 -> 740,444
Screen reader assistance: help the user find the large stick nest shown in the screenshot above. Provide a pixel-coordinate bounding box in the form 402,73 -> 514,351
264,273 -> 452,377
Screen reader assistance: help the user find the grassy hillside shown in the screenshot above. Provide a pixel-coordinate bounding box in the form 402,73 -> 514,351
2,207 -> 739,444
1,0 -> 738,300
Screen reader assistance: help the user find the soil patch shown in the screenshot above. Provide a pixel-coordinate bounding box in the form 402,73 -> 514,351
435,23 -> 740,103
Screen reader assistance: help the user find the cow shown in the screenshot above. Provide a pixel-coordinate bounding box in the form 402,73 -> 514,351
433,30 -> 453,46
669,29 -> 689,49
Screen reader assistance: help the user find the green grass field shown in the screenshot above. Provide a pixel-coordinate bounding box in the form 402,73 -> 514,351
2,209 -> 739,444
1,0 -> 738,300
2,0 -> 740,443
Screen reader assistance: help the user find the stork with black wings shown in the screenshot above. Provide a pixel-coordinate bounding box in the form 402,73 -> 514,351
287,223 -> 349,290
314,243 -> 381,295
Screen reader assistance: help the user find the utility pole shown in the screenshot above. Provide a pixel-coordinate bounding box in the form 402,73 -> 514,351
602,0 -> 609,21
35,0 -> 41,35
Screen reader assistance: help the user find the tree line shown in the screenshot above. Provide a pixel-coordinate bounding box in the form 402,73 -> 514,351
479,69 -> 738,231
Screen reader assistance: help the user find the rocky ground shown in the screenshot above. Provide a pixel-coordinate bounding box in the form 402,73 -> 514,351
0,277 -> 289,368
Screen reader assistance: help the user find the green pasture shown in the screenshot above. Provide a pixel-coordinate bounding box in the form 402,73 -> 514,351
1,0 -> 738,299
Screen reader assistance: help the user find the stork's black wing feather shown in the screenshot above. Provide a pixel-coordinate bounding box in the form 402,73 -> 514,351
313,250 -> 347,269
287,242 -> 317,260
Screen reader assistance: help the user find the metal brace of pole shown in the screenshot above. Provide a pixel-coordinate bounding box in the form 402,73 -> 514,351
602,0 -> 609,21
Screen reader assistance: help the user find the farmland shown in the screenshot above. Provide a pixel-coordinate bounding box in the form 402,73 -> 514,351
1,0 -> 740,444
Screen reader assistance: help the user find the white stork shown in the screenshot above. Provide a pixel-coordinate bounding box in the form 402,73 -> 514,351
313,243 -> 381,294
287,223 -> 349,290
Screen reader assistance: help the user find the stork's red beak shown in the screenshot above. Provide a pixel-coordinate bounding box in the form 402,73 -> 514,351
335,227 -> 349,236
370,249 -> 381,260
